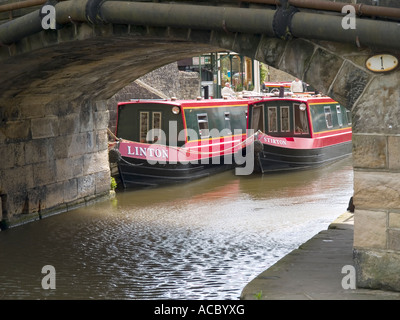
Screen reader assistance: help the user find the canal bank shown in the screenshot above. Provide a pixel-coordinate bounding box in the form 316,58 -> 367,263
240,211 -> 400,300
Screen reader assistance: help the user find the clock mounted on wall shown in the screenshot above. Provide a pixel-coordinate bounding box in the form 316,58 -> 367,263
366,54 -> 398,73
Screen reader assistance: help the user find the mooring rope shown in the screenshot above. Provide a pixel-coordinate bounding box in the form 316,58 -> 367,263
107,128 -> 120,141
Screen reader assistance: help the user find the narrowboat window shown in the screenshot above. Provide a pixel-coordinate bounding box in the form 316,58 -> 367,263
280,106 -> 290,132
152,112 -> 162,142
346,109 -> 352,125
294,103 -> 309,134
324,106 -> 333,129
140,112 -> 149,143
268,107 -> 277,133
197,113 -> 210,139
153,112 -> 161,130
251,105 -> 264,132
336,105 -> 343,127
224,112 -> 232,134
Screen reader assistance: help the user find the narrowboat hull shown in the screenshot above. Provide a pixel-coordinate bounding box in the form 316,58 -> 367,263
255,140 -> 352,173
113,134 -> 251,188
117,157 -> 235,188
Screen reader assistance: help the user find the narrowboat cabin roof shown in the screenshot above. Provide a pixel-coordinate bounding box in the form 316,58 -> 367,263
248,94 -> 341,105
121,97 -> 255,107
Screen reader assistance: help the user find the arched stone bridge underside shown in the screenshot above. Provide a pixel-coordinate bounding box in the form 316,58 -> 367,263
1,0 -> 400,291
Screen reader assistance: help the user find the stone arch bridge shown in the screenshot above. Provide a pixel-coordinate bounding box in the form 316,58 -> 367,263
1,0 -> 400,291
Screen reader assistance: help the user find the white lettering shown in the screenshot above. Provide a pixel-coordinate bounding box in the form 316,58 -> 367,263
127,146 -> 134,155
139,147 -> 147,157
154,304 -> 188,317
197,304 -> 245,315
262,136 -> 287,146
198,305 -> 206,314
127,145 -> 169,161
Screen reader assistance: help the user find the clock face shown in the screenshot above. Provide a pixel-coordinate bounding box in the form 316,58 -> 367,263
366,54 -> 398,73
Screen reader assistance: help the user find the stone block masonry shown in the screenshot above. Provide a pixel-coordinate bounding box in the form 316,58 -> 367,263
0,98 -> 111,229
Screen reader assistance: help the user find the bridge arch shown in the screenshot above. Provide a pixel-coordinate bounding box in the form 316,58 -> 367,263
1,0 -> 400,292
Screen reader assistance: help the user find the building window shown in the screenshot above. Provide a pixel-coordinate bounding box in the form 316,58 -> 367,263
197,113 -> 210,139
251,105 -> 264,132
152,112 -> 161,130
140,112 -> 149,142
280,106 -> 290,132
268,107 -> 277,133
324,106 -> 333,129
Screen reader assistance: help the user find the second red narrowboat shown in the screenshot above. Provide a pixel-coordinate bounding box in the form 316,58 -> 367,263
247,95 -> 352,173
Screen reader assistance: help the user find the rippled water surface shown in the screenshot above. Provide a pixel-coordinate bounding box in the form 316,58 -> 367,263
0,158 -> 353,300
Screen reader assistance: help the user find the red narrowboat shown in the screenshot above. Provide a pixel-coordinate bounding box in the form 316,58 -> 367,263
247,95 -> 352,173
109,98 -> 255,188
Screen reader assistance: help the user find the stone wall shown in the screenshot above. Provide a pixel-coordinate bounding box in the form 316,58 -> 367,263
0,98 -> 111,229
267,66 -> 296,82
250,34 -> 400,291
352,71 -> 400,291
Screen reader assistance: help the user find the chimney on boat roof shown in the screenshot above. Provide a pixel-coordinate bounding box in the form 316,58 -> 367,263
279,86 -> 285,98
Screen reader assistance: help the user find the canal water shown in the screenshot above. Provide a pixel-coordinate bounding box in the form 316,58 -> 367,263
0,157 -> 353,300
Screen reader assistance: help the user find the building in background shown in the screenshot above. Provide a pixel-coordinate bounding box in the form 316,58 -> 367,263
178,52 -> 263,98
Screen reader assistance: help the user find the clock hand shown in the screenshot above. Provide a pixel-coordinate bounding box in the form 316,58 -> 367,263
381,56 -> 384,70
